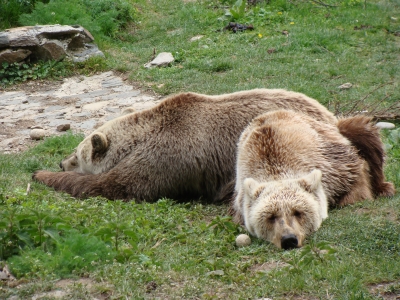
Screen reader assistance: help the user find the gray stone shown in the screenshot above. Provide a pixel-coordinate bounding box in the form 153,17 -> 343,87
0,48 -> 31,64
0,25 -> 103,64
71,43 -> 105,63
0,32 -> 9,48
45,105 -> 66,112
144,52 -> 174,68
48,119 -> 73,127
79,119 -> 97,130
73,112 -> 92,118
56,124 -> 71,132
36,39 -> 66,61
30,128 -> 46,140
7,26 -> 40,47
338,82 -> 353,89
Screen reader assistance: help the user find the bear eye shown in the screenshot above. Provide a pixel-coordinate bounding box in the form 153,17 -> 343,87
267,215 -> 276,223
293,210 -> 302,218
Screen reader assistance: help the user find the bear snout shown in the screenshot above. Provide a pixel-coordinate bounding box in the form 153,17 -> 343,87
59,161 -> 64,171
281,234 -> 298,250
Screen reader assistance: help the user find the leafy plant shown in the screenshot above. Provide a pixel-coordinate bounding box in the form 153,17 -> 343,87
0,207 -> 32,260
0,206 -> 71,260
95,221 -> 138,253
8,232 -> 114,278
208,215 -> 241,241
226,0 -> 247,20
18,0 -> 136,39
0,61 -> 71,86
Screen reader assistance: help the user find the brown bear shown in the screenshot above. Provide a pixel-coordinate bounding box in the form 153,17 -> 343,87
33,89 -> 337,202
231,110 -> 395,250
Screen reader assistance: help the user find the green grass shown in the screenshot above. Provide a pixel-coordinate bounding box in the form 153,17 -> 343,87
0,133 -> 399,299
1,0 -> 400,299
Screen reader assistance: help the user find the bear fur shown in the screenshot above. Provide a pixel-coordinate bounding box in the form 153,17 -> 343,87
232,110 -> 395,249
32,89 -> 337,202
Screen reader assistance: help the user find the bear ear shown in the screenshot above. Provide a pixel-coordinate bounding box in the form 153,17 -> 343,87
298,169 -> 323,193
243,178 -> 263,201
91,133 -> 109,154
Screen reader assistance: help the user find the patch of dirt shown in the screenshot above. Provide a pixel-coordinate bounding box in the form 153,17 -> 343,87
249,260 -> 289,273
368,281 -> 400,300
0,71 -> 162,154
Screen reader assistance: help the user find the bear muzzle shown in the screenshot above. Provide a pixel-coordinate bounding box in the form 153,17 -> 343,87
59,161 -> 64,171
281,234 -> 299,250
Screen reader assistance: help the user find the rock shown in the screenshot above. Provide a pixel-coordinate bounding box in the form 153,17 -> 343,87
30,128 -> 46,140
236,234 -> 251,247
144,52 -> 174,68
190,35 -> 204,41
338,82 -> 353,89
0,264 -> 16,281
0,48 -> 31,64
376,122 -> 395,129
0,25 -> 103,64
35,39 -> 66,61
71,43 -> 104,63
56,124 -> 71,132
206,270 -> 225,276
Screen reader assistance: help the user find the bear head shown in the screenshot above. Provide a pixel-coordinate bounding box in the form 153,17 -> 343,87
60,132 -> 109,174
241,170 -> 328,250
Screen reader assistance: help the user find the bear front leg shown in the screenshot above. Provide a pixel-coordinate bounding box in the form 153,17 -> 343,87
32,170 -> 98,199
33,170 -> 132,200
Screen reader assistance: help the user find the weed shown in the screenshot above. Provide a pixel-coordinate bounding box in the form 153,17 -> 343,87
18,0 -> 136,39
0,61 -> 71,86
226,0 -> 247,20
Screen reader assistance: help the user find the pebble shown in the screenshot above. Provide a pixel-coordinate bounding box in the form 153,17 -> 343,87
236,234 -> 251,247
30,128 -> 46,140
376,122 -> 395,130
338,82 -> 353,89
56,124 -> 71,132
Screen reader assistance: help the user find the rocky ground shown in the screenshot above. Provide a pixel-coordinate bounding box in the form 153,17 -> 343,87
0,72 -> 162,153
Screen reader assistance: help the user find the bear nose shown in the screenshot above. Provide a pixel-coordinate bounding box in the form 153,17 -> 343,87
281,234 -> 298,250
59,161 -> 64,171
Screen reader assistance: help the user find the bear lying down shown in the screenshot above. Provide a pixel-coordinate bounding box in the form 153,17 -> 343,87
33,89 -> 338,202
232,110 -> 395,249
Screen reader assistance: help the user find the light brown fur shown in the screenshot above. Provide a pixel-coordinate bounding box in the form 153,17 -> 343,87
33,89 -> 337,202
232,110 -> 394,249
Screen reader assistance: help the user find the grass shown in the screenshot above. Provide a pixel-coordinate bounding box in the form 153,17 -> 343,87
1,0 -> 400,299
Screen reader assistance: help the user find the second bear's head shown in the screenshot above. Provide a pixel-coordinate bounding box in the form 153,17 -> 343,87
242,170 -> 328,250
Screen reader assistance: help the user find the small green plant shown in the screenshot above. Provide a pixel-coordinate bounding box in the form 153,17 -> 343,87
226,0 -> 247,20
0,61 -> 71,86
95,221 -> 138,253
19,0 -> 136,39
0,207 -> 31,260
208,215 -> 241,241
8,232 -> 115,278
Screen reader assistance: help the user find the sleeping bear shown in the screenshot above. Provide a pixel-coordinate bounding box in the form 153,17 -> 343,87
33,89 -> 337,202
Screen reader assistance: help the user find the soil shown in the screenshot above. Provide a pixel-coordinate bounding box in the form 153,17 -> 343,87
0,72 -> 162,153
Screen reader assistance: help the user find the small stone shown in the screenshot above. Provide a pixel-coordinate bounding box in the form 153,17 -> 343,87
56,124 -> 70,132
30,128 -> 46,140
338,82 -> 353,89
236,234 -> 251,247
38,108 -> 45,113
22,100 -> 28,104
30,125 -> 43,129
376,122 -> 395,129
190,35 -> 204,42
144,52 -> 174,68
206,270 -> 225,276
